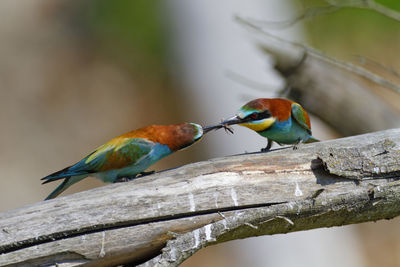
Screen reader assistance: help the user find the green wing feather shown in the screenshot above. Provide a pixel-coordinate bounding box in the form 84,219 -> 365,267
42,138 -> 157,200
291,103 -> 312,134
42,138 -> 157,183
81,138 -> 155,172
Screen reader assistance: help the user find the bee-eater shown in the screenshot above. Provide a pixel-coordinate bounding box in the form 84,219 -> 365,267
221,98 -> 319,151
42,123 -> 223,200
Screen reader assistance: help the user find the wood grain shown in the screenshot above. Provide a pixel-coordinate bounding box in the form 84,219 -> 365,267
1,129 -> 400,266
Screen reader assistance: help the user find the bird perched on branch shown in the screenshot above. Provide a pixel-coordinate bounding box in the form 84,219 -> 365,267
41,123 -> 225,200
221,98 -> 319,151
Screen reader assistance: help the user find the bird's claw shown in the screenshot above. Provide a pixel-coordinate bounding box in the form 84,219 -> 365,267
114,177 -> 130,183
261,139 -> 273,152
114,171 -> 155,183
292,141 -> 303,150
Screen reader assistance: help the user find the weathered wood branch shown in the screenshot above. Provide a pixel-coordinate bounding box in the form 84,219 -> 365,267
1,129 -> 400,266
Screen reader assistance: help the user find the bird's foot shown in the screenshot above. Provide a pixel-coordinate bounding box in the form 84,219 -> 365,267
261,147 -> 270,152
114,177 -> 132,183
261,139 -> 273,152
292,140 -> 303,150
113,171 -> 155,183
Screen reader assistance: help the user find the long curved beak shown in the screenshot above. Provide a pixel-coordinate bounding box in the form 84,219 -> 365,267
220,116 -> 243,125
203,123 -> 234,134
203,124 -> 223,134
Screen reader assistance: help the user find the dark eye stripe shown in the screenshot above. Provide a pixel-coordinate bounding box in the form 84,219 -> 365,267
262,110 -> 271,118
246,111 -> 271,121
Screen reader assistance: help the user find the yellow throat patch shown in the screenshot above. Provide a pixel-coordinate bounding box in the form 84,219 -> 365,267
240,117 -> 276,132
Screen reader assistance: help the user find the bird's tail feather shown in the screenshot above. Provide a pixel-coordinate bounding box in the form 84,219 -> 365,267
41,166 -> 89,184
44,175 -> 88,200
305,136 -> 319,143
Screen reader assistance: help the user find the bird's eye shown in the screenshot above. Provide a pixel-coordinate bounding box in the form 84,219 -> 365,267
250,113 -> 258,120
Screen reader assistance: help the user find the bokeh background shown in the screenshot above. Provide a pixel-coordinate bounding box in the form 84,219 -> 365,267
1,0 -> 400,266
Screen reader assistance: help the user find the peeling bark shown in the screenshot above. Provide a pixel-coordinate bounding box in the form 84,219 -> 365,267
318,139 -> 400,179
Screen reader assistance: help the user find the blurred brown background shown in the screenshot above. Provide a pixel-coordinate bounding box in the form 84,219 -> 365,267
1,1 -> 400,266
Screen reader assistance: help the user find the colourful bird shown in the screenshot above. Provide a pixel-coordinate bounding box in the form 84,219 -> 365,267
41,123 -> 223,200
221,98 -> 319,151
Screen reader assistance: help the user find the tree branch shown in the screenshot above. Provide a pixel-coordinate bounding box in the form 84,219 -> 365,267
247,0 -> 400,29
236,16 -> 400,95
1,129 -> 400,266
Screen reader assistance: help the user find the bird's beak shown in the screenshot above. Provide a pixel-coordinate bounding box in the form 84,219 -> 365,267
203,124 -> 222,134
203,123 -> 234,134
220,115 -> 244,126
